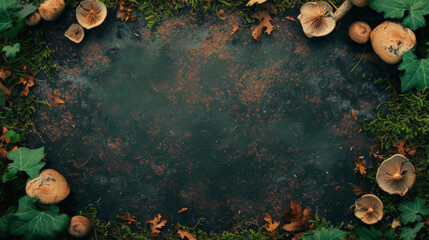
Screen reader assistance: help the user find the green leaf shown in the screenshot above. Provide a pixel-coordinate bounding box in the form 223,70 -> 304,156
6,130 -> 19,143
2,43 -> 20,58
13,5 -> 37,19
6,147 -> 45,179
383,229 -> 396,240
399,222 -> 425,240
369,0 -> 429,30
0,0 -> 22,33
399,197 -> 429,224
10,196 -> 70,240
0,206 -> 17,237
302,228 -> 348,240
398,50 -> 429,92
356,226 -> 382,240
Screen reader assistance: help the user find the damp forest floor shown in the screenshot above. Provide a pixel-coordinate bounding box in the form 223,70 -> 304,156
1,1 -> 429,240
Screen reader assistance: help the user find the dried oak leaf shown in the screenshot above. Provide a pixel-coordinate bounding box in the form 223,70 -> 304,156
120,213 -> 136,225
19,74 -> 35,97
54,90 -> 65,104
393,140 -> 417,156
251,4 -> 277,42
354,156 -> 366,175
117,0 -> 135,22
349,183 -> 366,197
282,200 -> 312,234
146,214 -> 167,236
177,229 -> 196,240
264,213 -> 280,240
372,150 -> 385,159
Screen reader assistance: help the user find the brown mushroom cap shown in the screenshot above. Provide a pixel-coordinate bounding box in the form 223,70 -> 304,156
76,0 -> 107,30
297,1 -> 336,38
38,0 -> 65,21
65,24 -> 85,44
354,194 -> 384,225
25,12 -> 41,26
370,21 -> 416,64
25,169 -> 70,204
349,21 -> 371,44
68,215 -> 91,238
376,154 -> 416,196
350,0 -> 369,7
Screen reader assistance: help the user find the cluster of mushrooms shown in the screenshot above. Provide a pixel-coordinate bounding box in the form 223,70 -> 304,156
24,0 -> 66,26
354,154 -> 416,225
26,169 -> 91,238
298,0 -> 416,64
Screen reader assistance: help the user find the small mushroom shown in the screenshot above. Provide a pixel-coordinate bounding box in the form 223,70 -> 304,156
376,154 -> 416,196
76,0 -> 107,30
38,0 -> 65,21
68,215 -> 91,238
65,24 -> 85,44
348,21 -> 371,43
25,169 -> 70,204
25,12 -> 41,26
370,21 -> 416,64
354,194 -> 383,225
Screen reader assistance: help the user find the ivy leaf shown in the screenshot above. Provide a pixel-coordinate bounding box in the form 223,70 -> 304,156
399,222 -> 425,240
10,196 -> 70,240
0,0 -> 22,33
6,130 -> 19,143
302,228 -> 348,240
398,50 -> 429,92
2,43 -> 20,58
383,229 -> 396,240
356,226 -> 382,240
13,5 -> 37,19
369,0 -> 429,30
6,147 -> 45,179
0,206 -> 17,237
399,197 -> 429,224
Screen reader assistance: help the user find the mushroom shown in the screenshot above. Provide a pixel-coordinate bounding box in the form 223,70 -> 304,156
65,24 -> 85,44
68,215 -> 91,238
354,194 -> 383,225
376,154 -> 416,196
38,0 -> 65,21
298,0 -> 369,38
25,12 -> 41,26
76,0 -> 107,30
348,21 -> 371,43
25,169 -> 70,204
370,21 -> 416,64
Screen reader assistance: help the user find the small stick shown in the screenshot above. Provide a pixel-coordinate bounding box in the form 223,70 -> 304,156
81,153 -> 93,167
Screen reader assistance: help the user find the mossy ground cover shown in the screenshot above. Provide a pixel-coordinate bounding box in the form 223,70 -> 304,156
0,0 -> 428,239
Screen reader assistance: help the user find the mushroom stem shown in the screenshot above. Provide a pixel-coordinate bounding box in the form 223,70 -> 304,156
333,0 -> 353,21
393,173 -> 403,180
367,208 -> 374,214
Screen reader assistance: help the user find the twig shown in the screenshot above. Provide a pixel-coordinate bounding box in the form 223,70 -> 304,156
351,46 -> 367,72
81,153 -> 93,167
205,49 -> 216,58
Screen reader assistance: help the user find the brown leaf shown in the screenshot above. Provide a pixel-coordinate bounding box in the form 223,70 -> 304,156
20,74 -> 35,97
285,16 -> 296,21
264,213 -> 280,240
348,183 -> 366,196
0,67 -> 12,98
10,146 -> 19,151
120,213 -> 136,225
146,214 -> 167,236
231,25 -> 239,35
0,126 -> 9,144
292,232 -> 303,240
350,110 -> 357,120
251,4 -> 276,42
116,9 -> 127,21
393,140 -> 406,155
282,201 -> 312,235
54,90 -> 65,104
354,156 -> 366,175
246,0 -> 268,6
0,148 -> 6,158
117,0 -> 135,22
178,207 -> 188,213
177,229 -> 196,240
372,150 -> 384,159
391,217 -> 401,229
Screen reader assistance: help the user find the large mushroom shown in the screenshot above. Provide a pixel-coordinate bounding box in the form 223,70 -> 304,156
348,21 -> 371,44
370,21 -> 416,64
298,0 -> 369,38
65,24 -> 85,43
354,194 -> 383,225
38,0 -> 65,21
69,215 -> 91,238
76,0 -> 107,30
376,154 -> 416,196
25,169 -> 70,204
25,12 -> 41,26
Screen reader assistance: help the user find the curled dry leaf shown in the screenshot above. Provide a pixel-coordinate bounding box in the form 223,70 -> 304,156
393,140 -> 417,156
372,150 -> 385,159
120,213 -> 136,225
251,3 -> 277,42
354,156 -> 367,175
0,67 -> 12,98
54,90 -> 65,104
349,183 -> 366,196
351,110 -> 357,120
146,214 -> 167,236
117,0 -> 136,22
246,0 -> 268,6
231,25 -> 239,35
178,207 -> 188,213
177,228 -> 196,240
18,74 -> 35,97
282,200 -> 312,238
264,213 -> 280,240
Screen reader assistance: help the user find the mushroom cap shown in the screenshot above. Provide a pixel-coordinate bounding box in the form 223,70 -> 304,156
68,215 -> 91,238
65,24 -> 85,44
25,12 -> 41,26
376,154 -> 416,196
76,0 -> 107,30
297,1 -> 336,38
350,0 -> 369,7
25,169 -> 70,204
370,21 -> 416,64
348,21 -> 371,44
354,194 -> 384,225
38,0 -> 65,21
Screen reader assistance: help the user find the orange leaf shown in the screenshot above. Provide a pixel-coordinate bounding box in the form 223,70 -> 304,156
20,74 -> 35,97
177,229 -> 196,240
354,157 -> 366,175
11,146 -> 19,151
146,214 -> 167,236
348,183 -> 366,196
350,110 -> 357,120
264,213 -> 280,240
231,25 -> 239,35
285,16 -> 295,21
393,140 -> 406,155
178,207 -> 188,213
372,150 -> 384,159
120,213 -> 136,225
282,201 -> 312,233
0,127 -> 9,144
54,90 -> 65,104
0,148 -> 6,158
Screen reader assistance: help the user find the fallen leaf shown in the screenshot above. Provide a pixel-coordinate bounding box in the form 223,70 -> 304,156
120,213 -> 136,225
117,0 -> 135,22
251,4 -> 276,41
372,150 -> 385,159
0,127 -> 9,144
11,146 -> 19,151
348,183 -> 366,196
354,156 -> 366,175
146,214 -> 167,236
285,16 -> 296,21
231,25 -> 239,35
0,67 -> 12,98
392,217 -> 401,229
0,148 -> 6,158
351,110 -> 357,120
177,229 -> 196,240
264,213 -> 280,240
19,74 -> 35,97
292,233 -> 303,240
282,201 -> 312,235
178,207 -> 188,213
393,140 -> 417,156
0,67 -> 12,81
54,90 -> 65,104
246,0 -> 268,6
